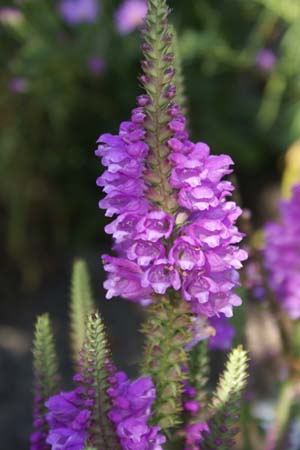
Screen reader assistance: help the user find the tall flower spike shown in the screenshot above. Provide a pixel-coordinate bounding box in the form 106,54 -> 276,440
202,346 -> 249,450
70,259 -> 95,364
80,312 -> 121,450
30,314 -> 59,450
96,0 -> 247,433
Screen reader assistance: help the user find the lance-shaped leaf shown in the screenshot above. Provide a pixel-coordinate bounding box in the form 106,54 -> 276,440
33,314 -> 59,397
80,312 -> 121,450
70,259 -> 95,363
202,345 -> 249,450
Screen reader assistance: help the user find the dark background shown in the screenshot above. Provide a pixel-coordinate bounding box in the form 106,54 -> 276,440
1,0 -> 300,448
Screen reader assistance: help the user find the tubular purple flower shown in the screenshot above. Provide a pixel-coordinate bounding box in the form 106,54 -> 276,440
103,255 -> 153,305
263,184 -> 300,319
108,372 -> 166,450
142,259 -> 181,294
45,387 -> 93,450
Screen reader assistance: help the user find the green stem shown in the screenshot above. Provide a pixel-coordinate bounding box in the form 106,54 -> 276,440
142,295 -> 192,430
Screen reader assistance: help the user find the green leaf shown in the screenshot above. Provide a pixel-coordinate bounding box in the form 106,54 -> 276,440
33,313 -> 59,400
70,259 -> 95,364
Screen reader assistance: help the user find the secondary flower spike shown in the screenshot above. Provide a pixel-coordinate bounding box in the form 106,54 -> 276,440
264,184 -> 300,319
96,0 -> 247,320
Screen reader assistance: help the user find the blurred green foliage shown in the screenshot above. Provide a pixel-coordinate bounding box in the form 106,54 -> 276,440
1,0 -> 300,287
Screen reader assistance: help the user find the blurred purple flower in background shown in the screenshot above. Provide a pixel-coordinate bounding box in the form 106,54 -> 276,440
264,184 -> 300,319
9,77 -> 28,94
208,315 -> 235,350
87,57 -> 106,75
59,0 -> 100,25
115,0 -> 147,35
0,7 -> 22,25
256,49 -> 276,72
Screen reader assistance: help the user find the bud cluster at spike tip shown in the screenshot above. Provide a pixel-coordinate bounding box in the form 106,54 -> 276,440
263,184 -> 300,319
96,0 -> 247,323
107,372 -> 166,450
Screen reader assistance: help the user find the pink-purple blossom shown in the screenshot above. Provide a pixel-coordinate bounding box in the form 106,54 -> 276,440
59,0 -> 100,24
45,389 -> 92,450
108,372 -> 166,450
263,184 -> 300,319
103,255 -> 153,305
114,0 -> 147,35
96,95 -> 247,319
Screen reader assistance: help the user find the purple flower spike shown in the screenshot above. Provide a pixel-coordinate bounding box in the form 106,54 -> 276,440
59,0 -> 100,25
115,0 -> 147,35
264,184 -> 300,319
96,1 -> 247,323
